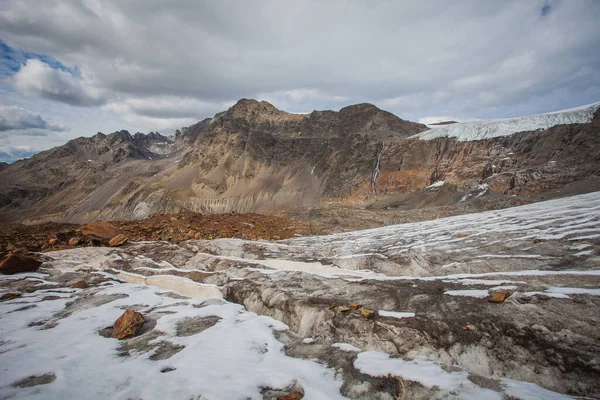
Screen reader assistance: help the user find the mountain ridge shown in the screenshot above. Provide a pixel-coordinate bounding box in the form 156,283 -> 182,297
1,99 -> 599,226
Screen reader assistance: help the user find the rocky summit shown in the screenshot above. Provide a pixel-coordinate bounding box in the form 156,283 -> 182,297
1,99 -> 600,400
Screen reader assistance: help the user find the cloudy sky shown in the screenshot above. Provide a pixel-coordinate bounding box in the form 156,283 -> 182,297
0,0 -> 599,162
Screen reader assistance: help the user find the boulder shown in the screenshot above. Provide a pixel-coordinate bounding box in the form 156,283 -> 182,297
111,309 -> 145,339
489,290 -> 511,303
72,280 -> 88,289
359,308 -> 376,319
277,392 -> 303,400
108,234 -> 128,247
0,254 -> 42,275
81,222 -> 121,243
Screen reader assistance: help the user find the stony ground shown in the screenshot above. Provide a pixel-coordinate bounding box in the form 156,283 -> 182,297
0,212 -> 312,256
1,192 -> 599,399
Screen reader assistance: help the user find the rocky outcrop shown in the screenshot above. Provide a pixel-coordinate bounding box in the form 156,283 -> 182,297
0,253 -> 42,274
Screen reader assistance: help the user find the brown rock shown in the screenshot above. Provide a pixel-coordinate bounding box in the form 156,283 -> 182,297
533,238 -> 545,243
187,230 -> 196,238
338,306 -> 350,312
272,235 -> 281,240
277,392 -> 304,400
0,254 -> 42,275
328,303 -> 337,310
349,303 -> 361,310
194,232 -> 202,239
108,234 -> 128,247
42,295 -> 61,301
1,292 -> 22,300
111,309 -> 145,339
48,238 -> 58,246
456,233 -> 469,238
489,290 -> 511,303
81,222 -> 121,243
72,280 -> 88,289
359,308 -> 376,319
68,237 -> 81,246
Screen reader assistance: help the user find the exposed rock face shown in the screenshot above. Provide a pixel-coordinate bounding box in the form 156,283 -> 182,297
0,100 -> 599,224
81,222 -> 121,243
111,309 -> 145,339
0,254 -> 42,275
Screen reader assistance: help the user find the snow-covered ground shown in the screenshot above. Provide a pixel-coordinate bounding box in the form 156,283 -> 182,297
2,191 -> 600,399
412,101 -> 600,141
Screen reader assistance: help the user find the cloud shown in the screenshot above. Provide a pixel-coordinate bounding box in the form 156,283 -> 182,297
13,59 -> 105,106
0,0 -> 597,139
0,145 -> 37,163
0,105 -> 64,134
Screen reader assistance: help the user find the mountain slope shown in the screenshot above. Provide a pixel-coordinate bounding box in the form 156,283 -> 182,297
0,99 -> 599,225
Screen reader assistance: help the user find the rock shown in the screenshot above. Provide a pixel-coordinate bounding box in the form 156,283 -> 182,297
338,306 -> 350,312
359,308 -> 376,319
42,295 -> 61,301
111,309 -> 145,340
108,234 -> 128,247
456,233 -> 469,238
187,230 -> 196,238
272,235 -> 281,240
277,392 -> 304,400
81,221 -> 121,243
1,292 -> 22,300
0,254 -> 42,275
72,280 -> 88,289
48,238 -> 58,246
533,238 -> 545,243
68,237 -> 81,246
489,290 -> 511,303
194,232 -> 202,239
349,303 -> 361,310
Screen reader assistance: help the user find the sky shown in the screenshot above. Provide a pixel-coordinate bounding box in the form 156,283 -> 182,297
0,0 -> 599,162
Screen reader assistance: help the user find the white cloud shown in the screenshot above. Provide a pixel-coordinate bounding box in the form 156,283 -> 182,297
13,59 -> 106,106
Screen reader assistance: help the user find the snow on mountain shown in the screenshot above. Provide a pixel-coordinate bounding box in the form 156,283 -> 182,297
412,101 -> 600,141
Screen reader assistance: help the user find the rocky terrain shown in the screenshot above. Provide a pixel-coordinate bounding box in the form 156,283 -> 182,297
1,99 -> 599,229
0,212 -> 312,256
1,191 -> 599,399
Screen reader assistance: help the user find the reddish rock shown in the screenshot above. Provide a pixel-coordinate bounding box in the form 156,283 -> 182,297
48,238 -> 58,246
489,290 -> 511,303
360,308 -> 376,319
72,280 -> 88,289
81,222 -> 121,243
0,254 -> 42,275
277,392 -> 304,400
349,303 -> 361,310
111,309 -> 145,340
108,234 -> 128,247
68,237 -> 81,246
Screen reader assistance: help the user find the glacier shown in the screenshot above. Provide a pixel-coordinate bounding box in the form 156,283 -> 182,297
412,101 -> 600,141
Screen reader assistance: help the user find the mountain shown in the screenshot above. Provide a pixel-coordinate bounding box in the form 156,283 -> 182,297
0,99 -> 599,225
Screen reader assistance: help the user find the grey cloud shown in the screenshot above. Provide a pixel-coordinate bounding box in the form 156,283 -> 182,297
0,106 -> 64,134
0,0 -> 599,122
0,146 -> 38,163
